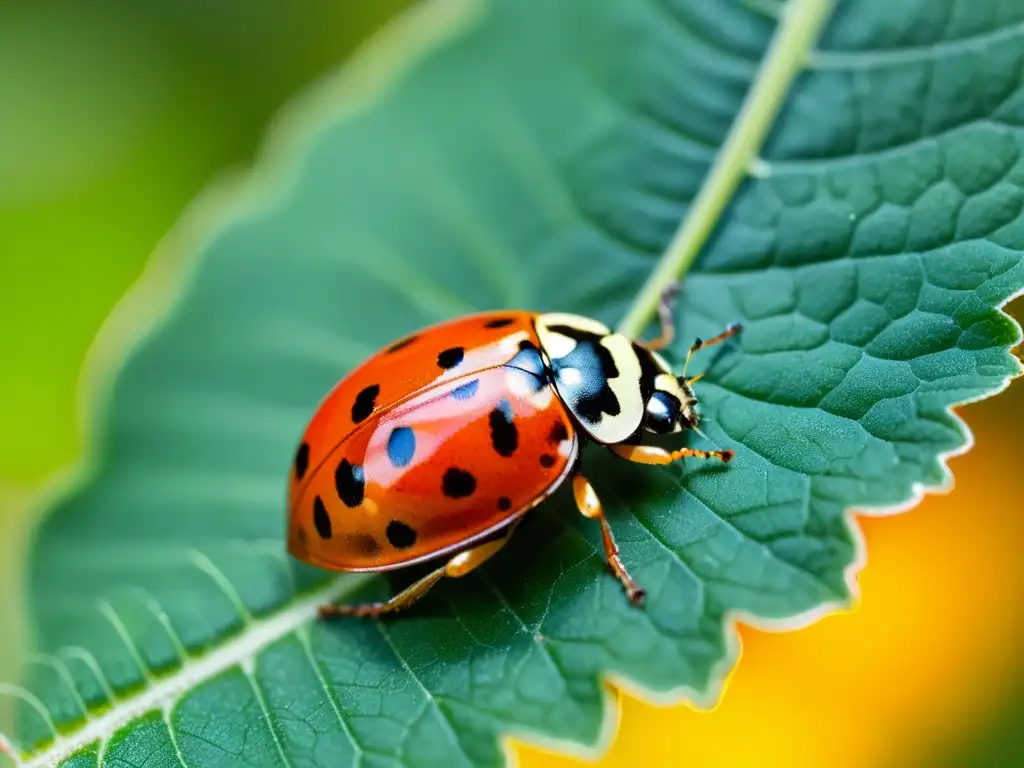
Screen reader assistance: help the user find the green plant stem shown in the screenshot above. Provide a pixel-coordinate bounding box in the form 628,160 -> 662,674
616,0 -> 835,339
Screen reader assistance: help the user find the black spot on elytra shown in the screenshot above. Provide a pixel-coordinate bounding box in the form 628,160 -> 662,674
387,427 -> 416,468
313,496 -> 332,540
335,459 -> 365,507
450,379 -> 479,401
437,346 -> 465,369
294,442 -> 310,480
386,520 -> 417,549
497,496 -> 512,511
442,467 -> 476,498
548,422 -> 569,445
539,454 -> 556,468
351,384 -> 379,423
386,335 -> 418,353
345,533 -> 380,555
485,317 -> 515,329
488,399 -> 518,457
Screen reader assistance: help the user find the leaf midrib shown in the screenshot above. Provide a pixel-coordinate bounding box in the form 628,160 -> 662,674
617,0 -> 835,337
17,575 -> 364,768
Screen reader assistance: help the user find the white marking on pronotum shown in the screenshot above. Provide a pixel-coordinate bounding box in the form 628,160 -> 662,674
537,313 -> 611,337
592,333 -> 644,443
17,576 -> 361,768
540,332 -> 575,360
535,312 -> 611,361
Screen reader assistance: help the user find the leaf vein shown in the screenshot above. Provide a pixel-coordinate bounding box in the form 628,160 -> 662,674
474,570 -> 567,682
295,628 -> 365,764
810,20 -> 1024,71
651,0 -> 762,75
755,117 -> 1024,177
664,472 -> 836,598
373,622 -> 474,768
242,665 -> 294,768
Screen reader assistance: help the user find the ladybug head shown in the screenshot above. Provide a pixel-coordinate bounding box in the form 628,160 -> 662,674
637,347 -> 700,435
642,374 -> 699,435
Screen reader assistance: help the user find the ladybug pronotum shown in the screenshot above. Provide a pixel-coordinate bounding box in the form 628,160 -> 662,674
286,287 -> 741,618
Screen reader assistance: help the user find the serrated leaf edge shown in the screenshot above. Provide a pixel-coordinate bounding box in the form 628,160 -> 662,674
3,0 -> 1023,764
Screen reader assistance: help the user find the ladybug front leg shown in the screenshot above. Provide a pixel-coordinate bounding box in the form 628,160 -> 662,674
572,474 -> 646,605
318,523 -> 519,620
609,443 -> 734,465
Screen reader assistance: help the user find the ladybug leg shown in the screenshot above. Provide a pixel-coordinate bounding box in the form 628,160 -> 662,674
608,443 -> 734,465
318,567 -> 446,619
318,524 -> 519,620
442,521 -> 519,578
637,283 -> 680,352
572,474 -> 646,605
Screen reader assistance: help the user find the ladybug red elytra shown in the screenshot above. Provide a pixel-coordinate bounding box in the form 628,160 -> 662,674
286,288 -> 741,618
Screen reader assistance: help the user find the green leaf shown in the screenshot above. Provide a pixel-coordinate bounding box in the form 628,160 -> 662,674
8,0 -> 1024,764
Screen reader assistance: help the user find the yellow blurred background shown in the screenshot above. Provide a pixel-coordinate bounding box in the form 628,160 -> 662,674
2,2 -> 1022,766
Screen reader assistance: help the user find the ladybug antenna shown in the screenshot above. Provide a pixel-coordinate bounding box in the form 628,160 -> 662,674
681,322 -> 743,378
690,423 -> 711,442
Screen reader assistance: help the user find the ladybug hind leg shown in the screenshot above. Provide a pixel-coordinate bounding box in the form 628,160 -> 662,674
572,474 -> 646,605
637,283 -> 680,352
319,522 -> 520,620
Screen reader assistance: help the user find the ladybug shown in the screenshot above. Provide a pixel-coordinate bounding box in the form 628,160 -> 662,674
286,287 -> 741,617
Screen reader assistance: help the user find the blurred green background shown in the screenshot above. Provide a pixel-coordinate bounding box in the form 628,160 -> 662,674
1,2 -> 1022,766
0,0 -> 406,741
